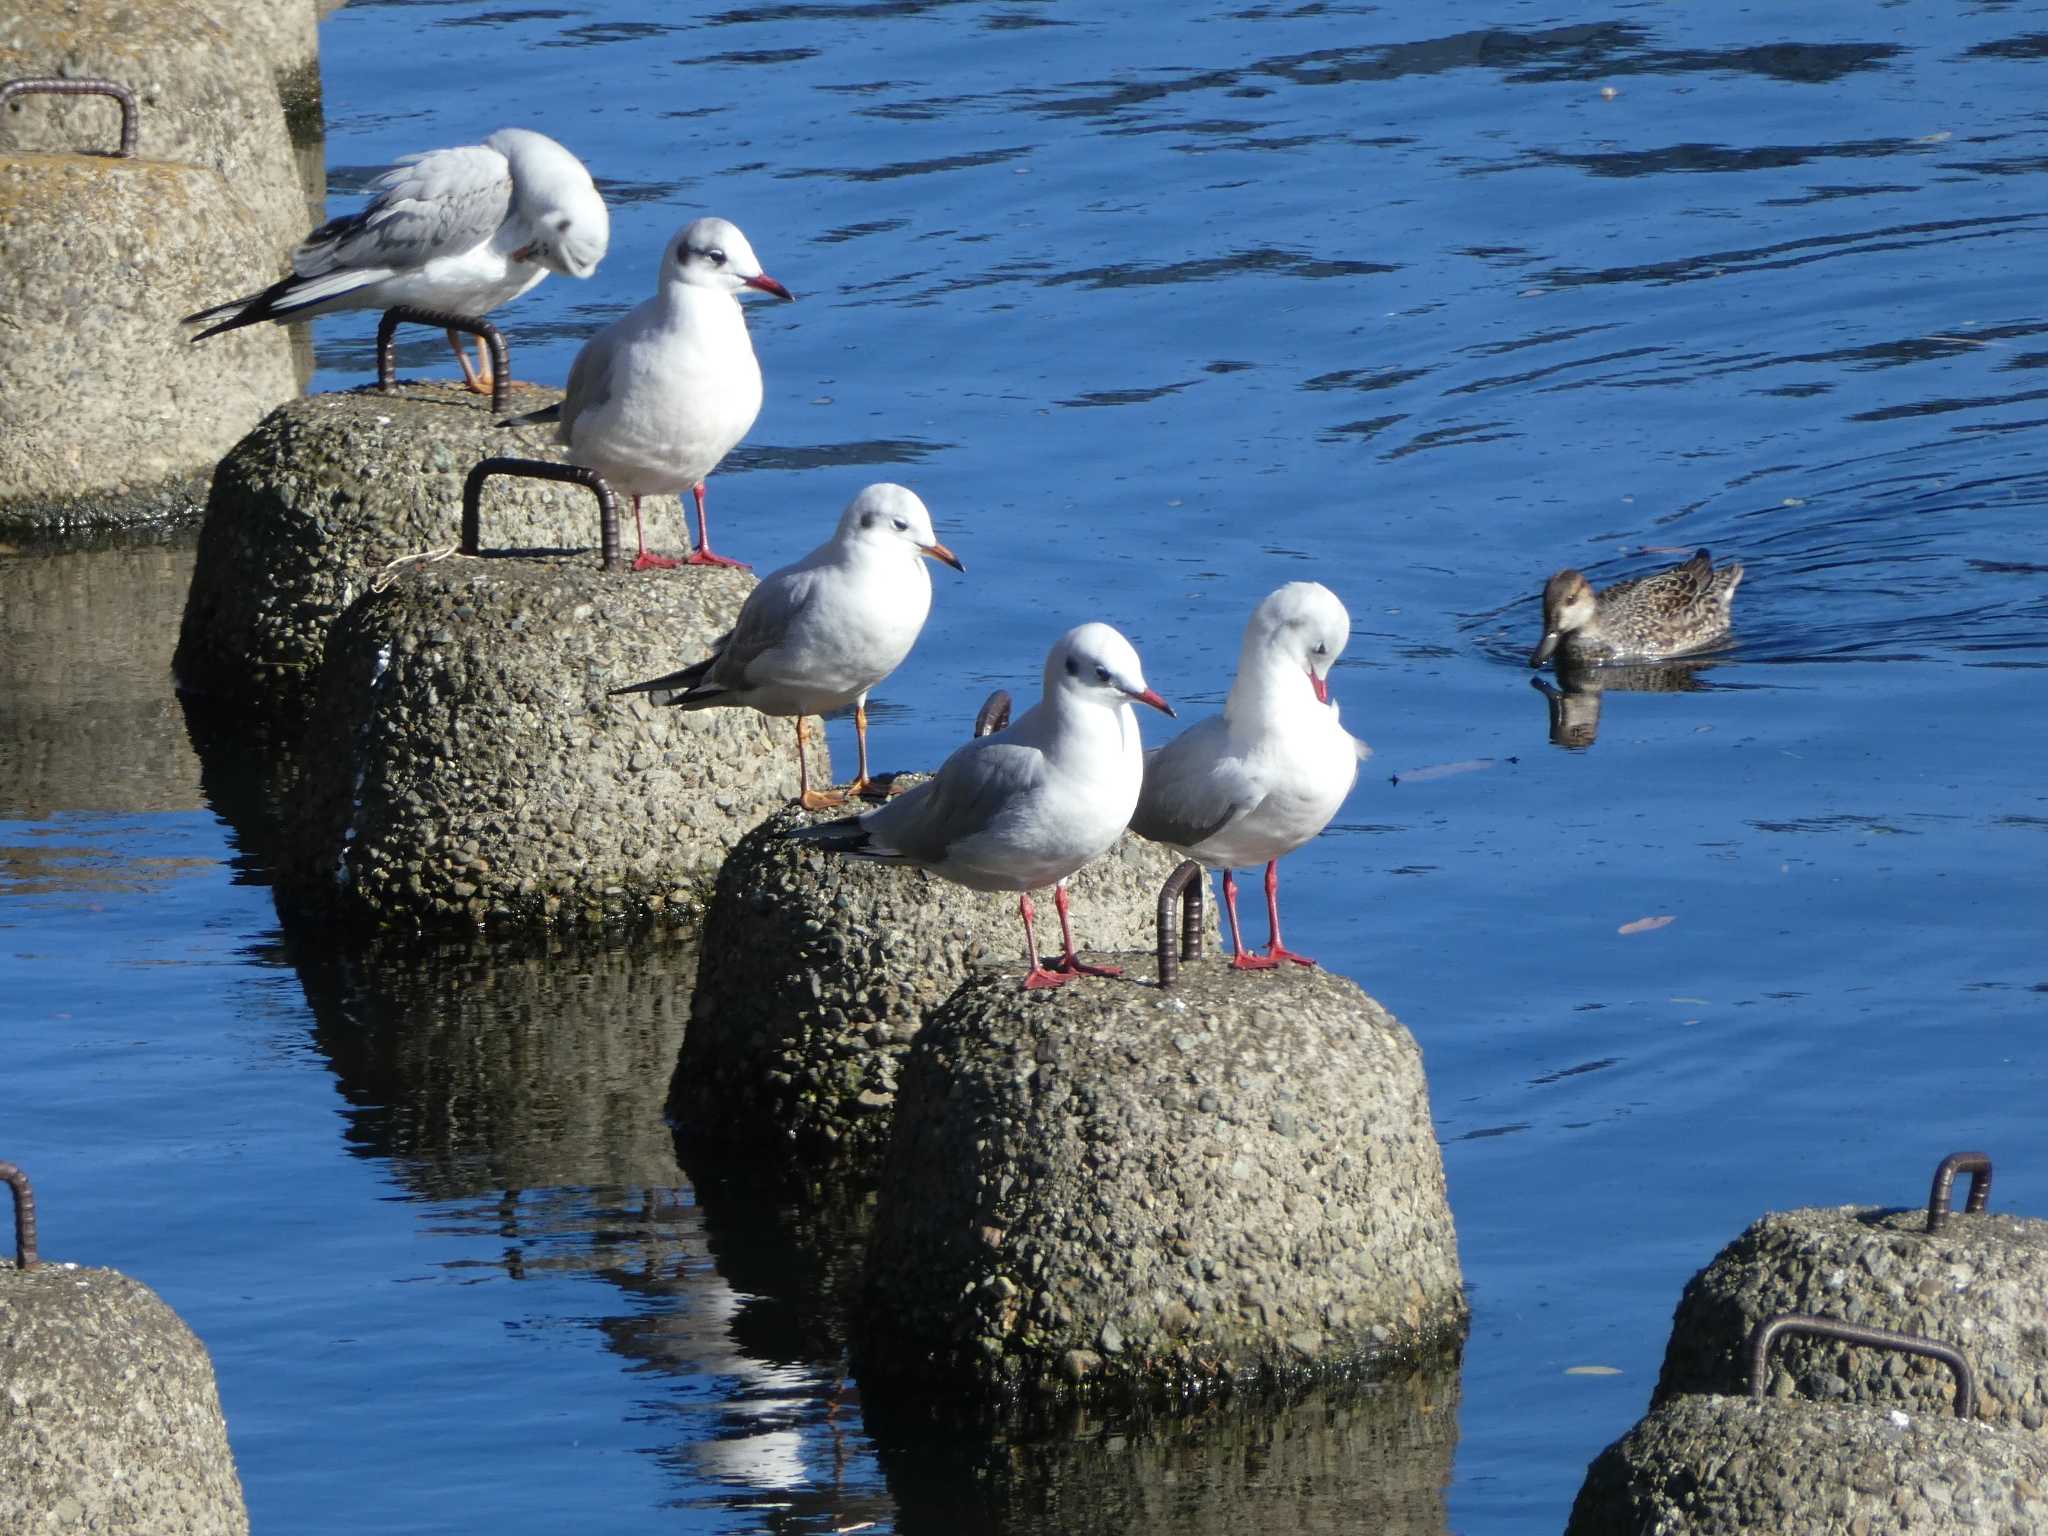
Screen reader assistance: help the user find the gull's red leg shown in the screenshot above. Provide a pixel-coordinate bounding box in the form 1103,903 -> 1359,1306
1226,867 -> 1280,971
1258,859 -> 1315,968
631,495 -> 679,572
1050,880 -> 1122,979
681,481 -> 752,570
1019,891 -> 1069,990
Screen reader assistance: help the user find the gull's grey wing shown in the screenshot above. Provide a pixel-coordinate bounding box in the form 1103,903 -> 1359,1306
1128,717 -> 1255,852
295,144 -> 513,278
704,568 -> 822,691
555,318 -> 622,443
857,737 -> 1046,866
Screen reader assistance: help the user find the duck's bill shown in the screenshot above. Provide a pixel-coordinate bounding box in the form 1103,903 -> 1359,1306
1128,687 -> 1176,717
920,540 -> 965,572
745,273 -> 795,301
1529,631 -> 1561,667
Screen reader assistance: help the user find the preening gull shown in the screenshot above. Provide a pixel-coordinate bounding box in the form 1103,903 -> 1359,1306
504,216 -> 793,571
183,127 -> 609,393
1129,581 -> 1365,969
783,623 -> 1174,990
609,483 -> 963,807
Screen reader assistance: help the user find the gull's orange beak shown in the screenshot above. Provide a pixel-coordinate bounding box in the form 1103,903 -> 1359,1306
745,273 -> 795,301
920,541 -> 965,572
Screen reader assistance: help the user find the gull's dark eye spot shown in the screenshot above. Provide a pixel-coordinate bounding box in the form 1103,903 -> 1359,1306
892,518 -> 909,531
860,513 -> 875,529
1064,657 -> 1080,677
1094,664 -> 1111,684
554,216 -> 571,231
677,244 -> 691,263
1313,643 -> 1328,656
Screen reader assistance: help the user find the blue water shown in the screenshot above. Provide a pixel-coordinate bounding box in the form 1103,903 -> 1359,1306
6,1 -> 2048,1530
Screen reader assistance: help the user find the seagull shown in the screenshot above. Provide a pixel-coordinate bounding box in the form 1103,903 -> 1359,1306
607,483 -> 963,808
503,216 -> 793,572
783,623 -> 1175,990
182,127 -> 609,393
1128,582 -> 1366,970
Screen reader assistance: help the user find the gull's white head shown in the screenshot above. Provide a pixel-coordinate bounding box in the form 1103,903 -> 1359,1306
1044,622 -> 1174,718
836,483 -> 964,570
1243,580 -> 1351,704
662,216 -> 795,302
490,128 -> 610,279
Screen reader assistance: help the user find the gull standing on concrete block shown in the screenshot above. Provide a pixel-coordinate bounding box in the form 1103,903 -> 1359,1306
183,128 -> 609,392
608,483 -> 964,808
1129,582 -> 1366,969
505,216 -> 793,572
783,623 -> 1175,990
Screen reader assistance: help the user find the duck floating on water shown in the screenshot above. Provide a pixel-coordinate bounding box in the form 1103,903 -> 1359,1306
1529,549 -> 1743,667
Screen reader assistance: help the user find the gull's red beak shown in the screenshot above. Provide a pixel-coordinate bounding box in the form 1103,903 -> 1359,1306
1129,687 -> 1175,718
510,242 -> 539,263
921,541 -> 965,572
1309,668 -> 1329,705
745,273 -> 795,301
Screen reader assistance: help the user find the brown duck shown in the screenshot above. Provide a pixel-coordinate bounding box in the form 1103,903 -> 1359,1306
1530,549 -> 1743,667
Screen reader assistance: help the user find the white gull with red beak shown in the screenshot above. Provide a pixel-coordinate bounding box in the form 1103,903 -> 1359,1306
782,622 -> 1175,990
1129,581 -> 1366,969
508,215 -> 793,571
184,127 -> 608,392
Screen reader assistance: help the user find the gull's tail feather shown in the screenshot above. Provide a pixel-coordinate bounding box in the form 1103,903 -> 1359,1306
183,266 -> 379,341
608,656 -> 718,704
780,813 -> 878,856
500,401 -> 562,429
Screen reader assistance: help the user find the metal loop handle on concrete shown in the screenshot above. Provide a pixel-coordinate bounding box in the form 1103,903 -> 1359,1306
0,1161 -> 38,1271
461,458 -> 622,571
376,308 -> 510,417
1747,1312 -> 1976,1421
1155,860 -> 1206,988
0,77 -> 139,157
974,690 -> 1012,738
1926,1150 -> 1992,1235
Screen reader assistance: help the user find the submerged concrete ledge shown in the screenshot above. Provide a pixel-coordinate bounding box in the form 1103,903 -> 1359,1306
274,554 -> 821,933
673,809 -> 1193,1162
174,382 -> 590,720
859,958 -> 1466,1405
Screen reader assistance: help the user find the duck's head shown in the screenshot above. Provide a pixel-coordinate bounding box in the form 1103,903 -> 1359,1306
1530,569 -> 1597,667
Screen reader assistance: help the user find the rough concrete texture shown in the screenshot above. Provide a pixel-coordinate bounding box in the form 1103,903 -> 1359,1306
1654,1206 -> 2048,1436
0,2 -> 310,254
0,1259 -> 249,1535
173,382 -> 601,720
860,957 -> 1466,1405
872,1362 -> 1461,1535
294,926 -> 699,1195
188,0 -> 319,91
1565,1391 -> 2048,1536
0,154 -> 298,530
672,803 -> 1199,1162
274,552 -> 824,933
0,533 -> 204,816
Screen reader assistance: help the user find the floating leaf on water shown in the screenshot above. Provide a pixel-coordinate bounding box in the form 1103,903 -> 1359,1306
1618,914 -> 1675,935
1566,1364 -> 1622,1376
1393,758 -> 1494,784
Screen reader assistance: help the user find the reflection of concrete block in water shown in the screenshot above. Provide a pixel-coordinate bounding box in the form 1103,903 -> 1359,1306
174,385 -> 596,721
1567,1390 -> 2048,1536
0,4 -> 310,256
274,556 -> 821,933
0,152 -> 297,530
1,1246 -> 249,1534
872,1366 -> 1462,1536
0,536 -> 203,817
862,959 -> 1465,1404
294,930 -> 699,1194
672,811 -> 1192,1163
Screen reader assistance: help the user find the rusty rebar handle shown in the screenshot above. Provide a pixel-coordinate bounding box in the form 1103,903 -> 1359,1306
1747,1312 -> 1975,1420
461,458 -> 621,571
1926,1151 -> 1992,1234
1156,860 -> 1206,987
974,690 -> 1012,738
0,78 -> 139,157
0,1161 -> 38,1271
376,308 -> 510,417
